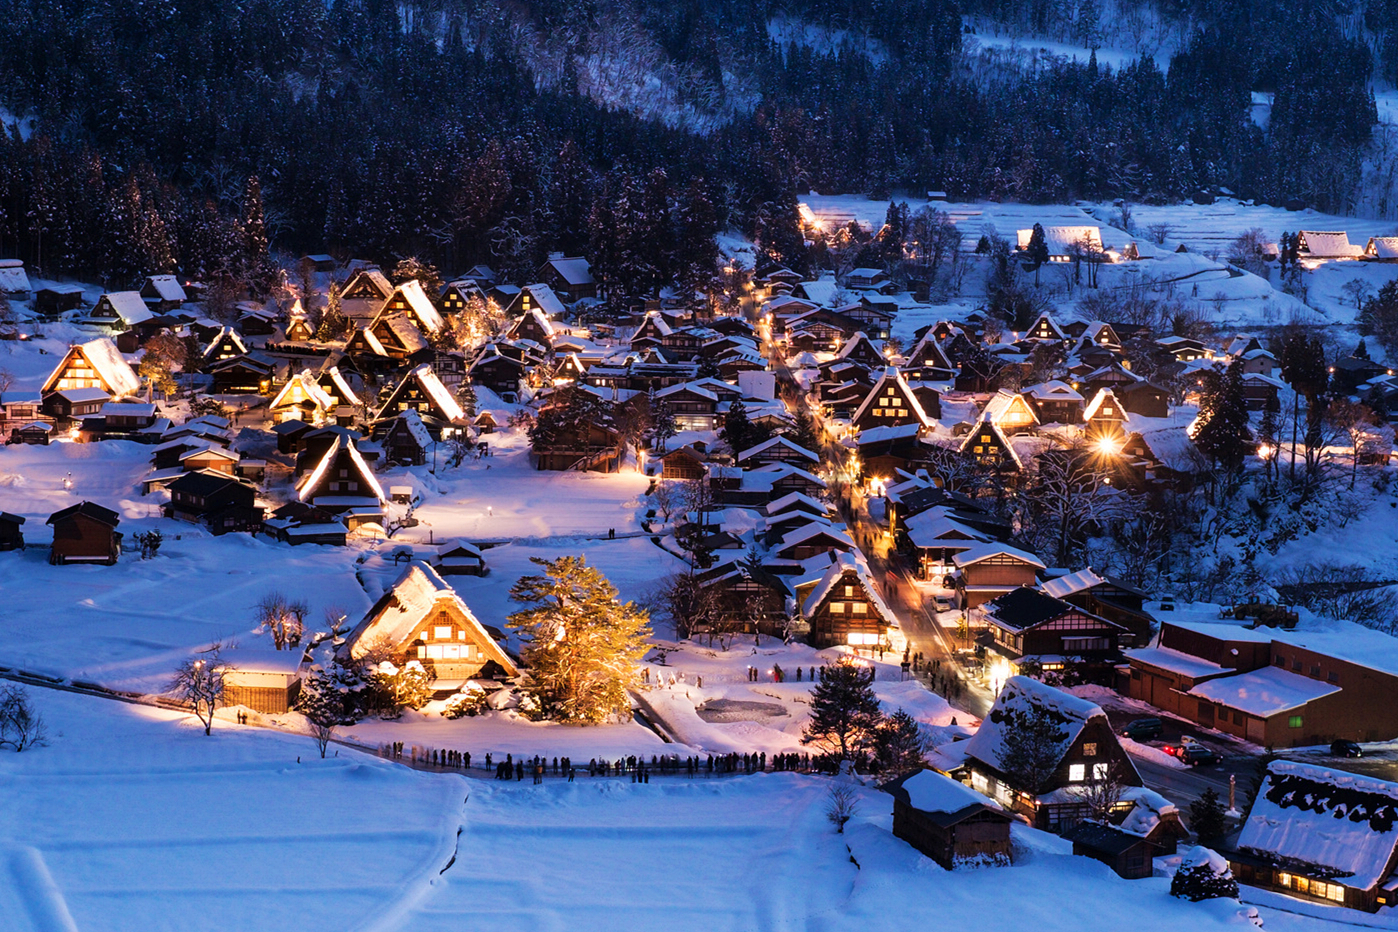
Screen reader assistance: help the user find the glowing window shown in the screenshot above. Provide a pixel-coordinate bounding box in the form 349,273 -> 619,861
1068,764 -> 1086,782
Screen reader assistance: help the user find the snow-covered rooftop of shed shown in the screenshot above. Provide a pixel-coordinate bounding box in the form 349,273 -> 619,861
1187,665 -> 1339,717
901,769 -> 999,814
1123,646 -> 1226,680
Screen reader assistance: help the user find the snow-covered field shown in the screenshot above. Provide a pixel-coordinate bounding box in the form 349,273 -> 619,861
0,687 -> 1372,932
0,689 -> 460,932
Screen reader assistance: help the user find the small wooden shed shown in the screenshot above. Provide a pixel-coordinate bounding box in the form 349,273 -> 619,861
47,501 -> 122,565
885,769 -> 1014,870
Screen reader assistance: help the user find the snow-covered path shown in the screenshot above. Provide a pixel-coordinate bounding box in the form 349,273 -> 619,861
396,776 -> 854,931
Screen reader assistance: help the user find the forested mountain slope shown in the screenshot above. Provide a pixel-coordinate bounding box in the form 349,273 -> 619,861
0,0 -> 1388,283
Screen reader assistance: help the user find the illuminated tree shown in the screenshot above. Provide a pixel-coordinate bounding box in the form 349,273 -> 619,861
507,556 -> 651,724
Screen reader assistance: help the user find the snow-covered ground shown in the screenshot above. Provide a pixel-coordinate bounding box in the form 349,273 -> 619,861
3,682 -> 1368,932
0,689 -> 459,932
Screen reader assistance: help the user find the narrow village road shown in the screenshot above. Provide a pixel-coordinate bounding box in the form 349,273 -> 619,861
759,324 -> 992,721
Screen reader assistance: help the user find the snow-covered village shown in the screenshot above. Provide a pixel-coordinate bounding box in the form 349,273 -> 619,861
6,1 -> 1398,929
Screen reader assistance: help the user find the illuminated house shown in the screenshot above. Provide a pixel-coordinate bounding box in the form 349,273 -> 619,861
799,551 -> 899,650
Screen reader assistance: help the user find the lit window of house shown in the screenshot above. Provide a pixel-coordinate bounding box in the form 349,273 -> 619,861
1083,742 -> 1098,757
1068,764 -> 1086,782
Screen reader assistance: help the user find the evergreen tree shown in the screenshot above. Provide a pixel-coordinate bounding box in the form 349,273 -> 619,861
457,379 -> 478,419
1193,361 -> 1252,474
1188,787 -> 1228,842
507,556 -> 652,724
788,409 -> 822,453
651,395 -> 677,452
391,256 -> 443,298
998,705 -> 1069,794
240,175 -> 274,296
873,708 -> 928,776
719,398 -> 770,454
802,661 -> 883,759
1025,222 -> 1050,284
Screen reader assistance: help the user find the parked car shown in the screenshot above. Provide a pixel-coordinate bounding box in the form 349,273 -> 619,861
1180,745 -> 1222,767
1122,717 -> 1163,741
1331,739 -> 1363,758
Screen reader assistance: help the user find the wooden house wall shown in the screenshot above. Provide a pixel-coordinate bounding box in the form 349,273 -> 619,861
50,515 -> 120,564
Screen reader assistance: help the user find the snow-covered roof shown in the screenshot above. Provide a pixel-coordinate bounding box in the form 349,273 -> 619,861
1298,231 -> 1363,258
737,435 -> 819,464
343,268 -> 393,298
1017,226 -> 1103,255
207,326 -> 247,356
800,551 -> 898,626
56,386 -> 111,403
981,390 -> 1038,428
297,435 -> 386,504
321,366 -> 361,406
834,331 -> 877,360
401,364 -> 464,422
899,769 -> 1000,815
952,542 -> 1046,570
1116,787 -> 1179,837
52,338 -> 141,398
1041,569 -> 1105,599
780,521 -> 855,554
0,259 -> 30,294
853,367 -> 932,427
1137,426 -> 1204,473
963,676 -> 1110,784
1123,646 -> 1226,680
1239,761 -> 1398,889
765,491 -> 829,517
904,510 -> 989,549
796,280 -> 838,306
544,257 -> 594,287
215,648 -> 305,676
1083,388 -> 1124,423
523,284 -> 567,320
98,291 -> 152,326
1022,380 -> 1083,402
1187,666 -> 1339,717
656,382 -> 718,402
958,419 -> 1023,470
143,274 -> 187,303
349,326 -> 388,356
270,370 -> 335,413
1367,236 -> 1398,259
101,402 -> 156,418
390,279 -> 445,334
346,562 -> 517,675
383,315 -> 429,353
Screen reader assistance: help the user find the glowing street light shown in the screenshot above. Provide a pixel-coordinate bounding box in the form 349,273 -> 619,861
1095,436 -> 1121,456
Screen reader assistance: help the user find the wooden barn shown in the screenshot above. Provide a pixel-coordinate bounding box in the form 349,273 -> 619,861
217,649 -> 305,713
0,512 -> 25,551
885,769 -> 1013,870
435,540 -> 487,576
47,501 -> 122,565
